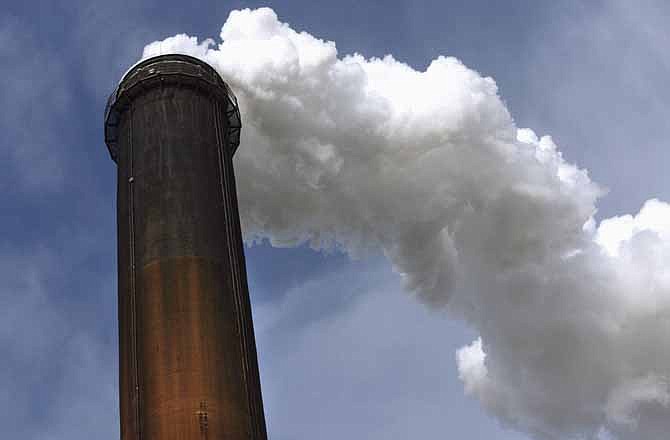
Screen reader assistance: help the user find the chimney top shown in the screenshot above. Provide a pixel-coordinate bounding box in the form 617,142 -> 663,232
104,54 -> 241,163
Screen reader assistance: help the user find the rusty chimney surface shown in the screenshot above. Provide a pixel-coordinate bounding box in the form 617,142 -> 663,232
104,54 -> 267,440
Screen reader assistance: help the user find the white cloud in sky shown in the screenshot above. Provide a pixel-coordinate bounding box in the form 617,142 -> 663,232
457,337 -> 488,396
596,199 -> 670,257
141,7 -> 670,439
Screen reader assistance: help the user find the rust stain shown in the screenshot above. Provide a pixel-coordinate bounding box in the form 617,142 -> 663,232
132,256 -> 248,439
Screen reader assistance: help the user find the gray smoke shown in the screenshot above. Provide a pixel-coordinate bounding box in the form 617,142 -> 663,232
143,8 -> 670,439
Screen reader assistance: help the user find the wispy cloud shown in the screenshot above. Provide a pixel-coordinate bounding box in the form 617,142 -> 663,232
0,247 -> 117,439
0,16 -> 70,192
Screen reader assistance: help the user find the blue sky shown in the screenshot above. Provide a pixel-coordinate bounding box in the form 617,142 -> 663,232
2,1 -> 670,439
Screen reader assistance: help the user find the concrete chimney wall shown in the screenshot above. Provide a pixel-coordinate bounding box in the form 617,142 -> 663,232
105,54 -> 267,440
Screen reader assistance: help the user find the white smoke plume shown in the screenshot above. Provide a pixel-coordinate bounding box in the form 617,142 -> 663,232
143,8 -> 670,439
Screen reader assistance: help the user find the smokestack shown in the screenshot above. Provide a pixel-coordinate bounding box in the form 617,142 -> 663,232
104,54 -> 267,440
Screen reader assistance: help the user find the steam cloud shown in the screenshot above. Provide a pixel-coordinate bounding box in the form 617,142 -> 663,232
143,8 -> 670,439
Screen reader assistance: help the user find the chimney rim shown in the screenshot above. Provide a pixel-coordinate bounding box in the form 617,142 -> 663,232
104,53 -> 241,163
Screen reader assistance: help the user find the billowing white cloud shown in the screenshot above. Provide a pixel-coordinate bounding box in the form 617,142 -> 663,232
457,337 -> 489,396
143,8 -> 670,439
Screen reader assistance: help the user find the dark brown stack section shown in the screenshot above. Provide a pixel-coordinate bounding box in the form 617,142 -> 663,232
104,54 -> 267,440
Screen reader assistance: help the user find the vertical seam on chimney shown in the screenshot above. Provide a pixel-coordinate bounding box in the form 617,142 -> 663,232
225,116 -> 267,440
128,103 -> 143,440
215,99 -> 254,437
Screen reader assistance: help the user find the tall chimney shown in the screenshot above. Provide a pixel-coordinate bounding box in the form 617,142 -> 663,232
104,54 -> 268,440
